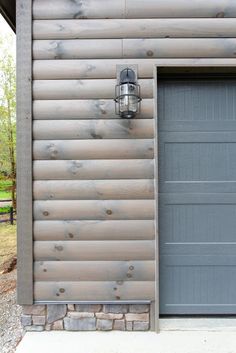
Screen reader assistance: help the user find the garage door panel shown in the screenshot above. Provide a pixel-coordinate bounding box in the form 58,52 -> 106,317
160,131 -> 236,142
160,193 -> 236,203
160,182 -> 236,193
159,76 -> 236,314
158,79 -> 236,122
161,255 -> 236,266
159,202 -> 236,245
160,263 -> 236,314
160,121 -> 236,132
162,142 -> 236,183
161,245 -> 236,256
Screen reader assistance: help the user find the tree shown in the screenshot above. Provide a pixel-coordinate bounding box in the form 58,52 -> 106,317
0,34 -> 16,208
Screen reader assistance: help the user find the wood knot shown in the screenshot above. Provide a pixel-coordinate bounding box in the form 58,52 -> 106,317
68,233 -> 74,239
127,273 -> 132,278
59,288 -> 65,293
216,11 -> 224,17
129,265 -> 134,271
55,245 -> 63,251
43,211 -> 49,216
147,50 -> 153,57
106,209 -> 112,215
43,269 -> 47,272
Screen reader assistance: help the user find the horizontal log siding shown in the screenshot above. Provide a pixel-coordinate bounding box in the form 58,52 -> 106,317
33,59 -> 236,80
33,0 -> 236,19
34,261 -> 155,281
33,160 -> 154,180
34,240 -> 155,261
33,99 -> 154,119
33,39 -> 236,60
33,79 -> 153,100
33,180 -> 154,200
34,281 -> 155,302
33,19 -> 236,39
34,220 -> 155,241
33,119 -> 154,139
32,1 -> 236,304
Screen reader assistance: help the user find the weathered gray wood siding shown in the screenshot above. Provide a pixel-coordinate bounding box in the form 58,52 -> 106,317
32,0 -> 236,303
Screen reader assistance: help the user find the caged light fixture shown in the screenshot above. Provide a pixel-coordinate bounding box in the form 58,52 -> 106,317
114,67 -> 142,119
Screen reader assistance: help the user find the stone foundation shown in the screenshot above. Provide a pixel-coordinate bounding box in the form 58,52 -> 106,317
21,304 -> 150,331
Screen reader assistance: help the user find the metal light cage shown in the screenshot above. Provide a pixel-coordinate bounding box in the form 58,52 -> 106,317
114,68 -> 142,118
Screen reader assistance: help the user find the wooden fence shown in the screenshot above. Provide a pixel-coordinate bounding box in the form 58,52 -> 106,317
0,200 -> 16,225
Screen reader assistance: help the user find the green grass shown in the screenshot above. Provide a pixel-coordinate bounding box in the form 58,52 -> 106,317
0,205 -> 11,213
0,223 -> 16,268
0,180 -> 12,200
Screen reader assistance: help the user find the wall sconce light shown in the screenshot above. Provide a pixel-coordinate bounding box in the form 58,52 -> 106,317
114,67 -> 142,118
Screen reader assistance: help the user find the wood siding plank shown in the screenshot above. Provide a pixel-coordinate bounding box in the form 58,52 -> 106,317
33,119 -> 154,140
33,179 -> 154,200
33,139 -> 154,160
34,281 -> 155,301
34,240 -> 155,261
33,38 -> 236,60
34,220 -> 155,241
34,260 -> 155,281
33,59 -> 236,80
33,19 -> 236,40
33,200 -> 155,220
33,160 -> 154,180
33,79 -> 153,100
33,99 -> 153,119
33,0 -> 125,20
33,0 -> 236,19
33,39 -> 123,60
16,0 -> 33,305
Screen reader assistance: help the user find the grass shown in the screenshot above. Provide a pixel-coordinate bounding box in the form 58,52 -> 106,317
0,180 -> 12,200
0,205 -> 11,213
0,223 -> 16,268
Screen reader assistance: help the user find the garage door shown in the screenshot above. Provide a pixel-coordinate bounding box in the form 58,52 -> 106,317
159,74 -> 236,314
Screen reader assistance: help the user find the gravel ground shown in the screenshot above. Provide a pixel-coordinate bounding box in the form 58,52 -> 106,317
0,270 -> 23,353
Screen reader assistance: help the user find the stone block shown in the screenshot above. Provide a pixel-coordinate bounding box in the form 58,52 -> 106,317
21,315 -> 32,326
126,321 -> 133,331
52,320 -> 64,330
68,312 -> 94,318
64,317 -> 96,331
33,315 -> 46,325
114,319 -> 125,331
133,321 -> 149,331
67,304 -> 75,311
24,325 -> 44,332
45,324 -> 52,331
97,319 -> 113,331
129,304 -> 149,313
75,304 -> 102,312
96,313 -> 123,320
125,313 -> 149,322
22,305 -> 45,315
103,304 -> 128,314
47,304 -> 67,324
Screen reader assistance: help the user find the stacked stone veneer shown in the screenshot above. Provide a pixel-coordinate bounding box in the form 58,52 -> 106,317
21,304 -> 150,331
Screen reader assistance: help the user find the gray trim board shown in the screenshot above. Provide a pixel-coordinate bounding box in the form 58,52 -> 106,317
153,66 -> 159,332
16,0 -> 33,305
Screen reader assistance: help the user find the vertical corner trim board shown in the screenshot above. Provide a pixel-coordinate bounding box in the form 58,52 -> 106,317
16,0 -> 33,305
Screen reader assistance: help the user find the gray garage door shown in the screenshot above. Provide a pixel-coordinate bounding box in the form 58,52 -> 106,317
159,75 -> 236,314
